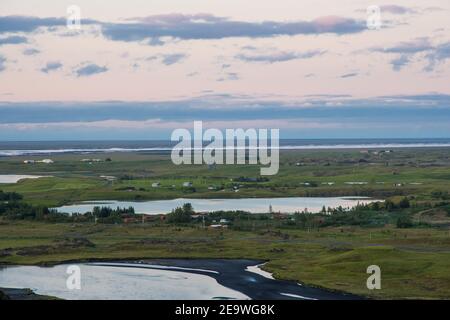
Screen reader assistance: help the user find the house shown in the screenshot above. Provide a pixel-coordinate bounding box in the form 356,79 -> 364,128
219,219 -> 230,224
209,224 -> 227,229
182,182 -> 193,187
272,212 -> 289,220
141,215 -> 162,222
123,217 -> 138,224
152,182 -> 161,188
100,175 -> 116,181
40,159 -> 54,164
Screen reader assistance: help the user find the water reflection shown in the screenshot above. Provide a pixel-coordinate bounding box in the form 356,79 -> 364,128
0,264 -> 249,300
55,197 -> 377,215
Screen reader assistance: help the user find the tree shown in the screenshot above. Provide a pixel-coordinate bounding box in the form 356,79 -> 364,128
167,203 -> 195,223
396,215 -> 413,228
371,202 -> 380,211
399,197 -> 410,209
384,199 -> 395,211
168,207 -> 192,223
0,190 -> 23,201
93,206 -> 101,217
182,203 -> 194,215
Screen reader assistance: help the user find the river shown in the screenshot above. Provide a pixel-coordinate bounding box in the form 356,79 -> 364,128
0,260 -> 362,300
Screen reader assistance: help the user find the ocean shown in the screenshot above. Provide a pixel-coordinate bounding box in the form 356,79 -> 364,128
0,138 -> 449,157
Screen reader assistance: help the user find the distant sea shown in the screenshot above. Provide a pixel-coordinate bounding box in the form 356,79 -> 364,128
0,138 -> 449,157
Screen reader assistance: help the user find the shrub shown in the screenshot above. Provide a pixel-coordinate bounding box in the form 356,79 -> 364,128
396,215 -> 413,228
167,203 -> 194,223
399,197 -> 410,209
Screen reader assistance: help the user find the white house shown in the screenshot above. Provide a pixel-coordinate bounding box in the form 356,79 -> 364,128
152,182 -> 161,188
209,224 -> 227,229
100,175 -> 116,181
182,182 -> 193,187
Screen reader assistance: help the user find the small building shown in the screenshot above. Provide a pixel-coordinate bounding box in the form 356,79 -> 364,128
23,160 -> 35,164
100,175 -> 117,181
40,159 -> 54,164
182,182 -> 193,187
209,224 -> 227,229
81,158 -> 102,162
152,182 -> 161,188
272,212 -> 290,220
123,217 -> 138,224
219,219 -> 230,224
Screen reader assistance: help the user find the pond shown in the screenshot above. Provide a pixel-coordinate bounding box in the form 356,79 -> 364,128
0,175 -> 47,184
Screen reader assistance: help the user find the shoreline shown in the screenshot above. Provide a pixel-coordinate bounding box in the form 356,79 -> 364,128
0,287 -> 59,300
1,142 -> 450,157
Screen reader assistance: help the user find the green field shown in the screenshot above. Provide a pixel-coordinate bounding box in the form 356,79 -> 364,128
0,148 -> 449,206
1,221 -> 450,299
1,148 -> 450,299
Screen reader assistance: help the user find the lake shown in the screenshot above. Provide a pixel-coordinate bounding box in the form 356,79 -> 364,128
55,197 -> 378,215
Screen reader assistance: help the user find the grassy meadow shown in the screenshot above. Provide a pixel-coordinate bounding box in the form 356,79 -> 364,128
1,148 -> 450,299
0,148 -> 449,206
1,221 -> 450,299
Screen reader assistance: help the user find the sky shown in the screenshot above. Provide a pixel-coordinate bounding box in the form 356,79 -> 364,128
0,0 -> 449,140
